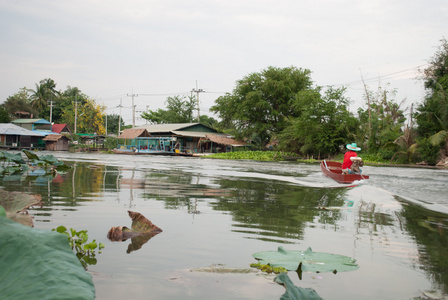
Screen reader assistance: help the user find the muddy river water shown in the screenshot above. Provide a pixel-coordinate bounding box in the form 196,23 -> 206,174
5,152 -> 448,299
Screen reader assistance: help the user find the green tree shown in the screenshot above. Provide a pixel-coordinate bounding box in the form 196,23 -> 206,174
278,86 -> 357,156
2,88 -> 36,118
141,95 -> 197,124
358,84 -> 406,152
415,38 -> 448,155
106,114 -> 125,135
28,78 -> 61,119
210,66 -> 313,146
0,106 -> 11,123
198,114 -> 218,129
63,98 -> 105,134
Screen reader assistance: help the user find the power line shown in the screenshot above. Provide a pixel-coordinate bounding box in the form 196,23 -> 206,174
332,64 -> 427,87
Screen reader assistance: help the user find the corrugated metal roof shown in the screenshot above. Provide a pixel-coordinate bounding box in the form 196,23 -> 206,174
136,123 -> 201,133
32,130 -> 59,136
11,119 -> 51,125
52,124 -> 71,134
0,123 -> 44,136
171,131 -> 208,138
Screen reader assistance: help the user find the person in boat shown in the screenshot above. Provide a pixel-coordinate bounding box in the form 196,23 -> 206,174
342,143 -> 363,174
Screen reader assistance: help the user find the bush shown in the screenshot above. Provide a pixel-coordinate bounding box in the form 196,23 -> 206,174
417,138 -> 440,165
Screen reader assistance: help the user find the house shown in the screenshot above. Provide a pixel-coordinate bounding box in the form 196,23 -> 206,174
135,123 -> 246,153
135,123 -> 218,152
0,123 -> 44,149
42,134 -> 71,151
199,134 -> 248,153
11,118 -> 59,136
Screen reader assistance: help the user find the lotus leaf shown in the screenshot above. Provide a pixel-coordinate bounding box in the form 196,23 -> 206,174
274,272 -> 324,300
0,216 -> 95,299
22,149 -> 40,161
3,151 -> 25,164
107,211 -> 162,253
0,188 -> 42,227
252,246 -> 359,273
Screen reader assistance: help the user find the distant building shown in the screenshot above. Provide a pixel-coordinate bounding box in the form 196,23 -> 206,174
135,123 -> 247,153
42,134 -> 71,151
0,123 -> 44,149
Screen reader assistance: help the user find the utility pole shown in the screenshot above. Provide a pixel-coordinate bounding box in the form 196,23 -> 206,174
74,96 -> 78,134
127,90 -> 138,128
191,81 -> 204,122
118,99 -> 122,135
49,97 -> 53,123
146,105 -> 149,125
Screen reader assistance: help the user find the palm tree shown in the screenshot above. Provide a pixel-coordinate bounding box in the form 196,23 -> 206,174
29,83 -> 47,116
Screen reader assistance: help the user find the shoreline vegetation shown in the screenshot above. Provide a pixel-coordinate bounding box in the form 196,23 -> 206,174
204,151 -> 448,169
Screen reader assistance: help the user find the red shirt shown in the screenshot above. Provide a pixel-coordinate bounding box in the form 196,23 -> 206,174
342,151 -> 358,169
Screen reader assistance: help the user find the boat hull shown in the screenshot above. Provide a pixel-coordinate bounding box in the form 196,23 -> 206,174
321,160 -> 369,184
112,148 -> 193,157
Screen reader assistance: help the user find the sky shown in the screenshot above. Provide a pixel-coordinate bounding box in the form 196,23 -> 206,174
1,0 -> 447,127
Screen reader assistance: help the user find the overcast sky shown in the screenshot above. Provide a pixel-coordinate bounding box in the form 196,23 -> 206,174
1,0 -> 446,126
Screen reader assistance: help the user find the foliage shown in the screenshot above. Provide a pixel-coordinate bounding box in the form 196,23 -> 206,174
417,138 -> 440,165
0,150 -> 69,182
279,86 -> 357,156
252,246 -> 359,273
0,216 -> 95,299
210,66 -> 313,146
104,136 -> 118,150
0,106 -> 11,123
250,262 -> 287,274
199,114 -> 218,129
416,38 -> 448,154
106,113 -> 125,135
52,226 -> 105,270
1,87 -> 36,119
72,98 -> 105,134
274,272 -> 324,300
141,95 -> 198,124
207,151 -> 298,161
358,83 -> 407,153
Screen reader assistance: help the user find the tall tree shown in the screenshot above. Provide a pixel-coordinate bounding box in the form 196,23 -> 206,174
210,66 -> 313,146
29,82 -> 48,116
141,95 -> 197,124
357,84 -> 406,153
0,106 -> 11,123
106,114 -> 125,135
2,88 -> 36,118
416,38 -> 448,154
278,86 -> 357,156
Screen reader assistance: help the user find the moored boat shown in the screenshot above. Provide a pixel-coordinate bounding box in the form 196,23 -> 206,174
321,160 -> 369,184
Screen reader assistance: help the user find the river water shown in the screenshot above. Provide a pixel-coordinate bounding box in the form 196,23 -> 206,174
5,152 -> 448,299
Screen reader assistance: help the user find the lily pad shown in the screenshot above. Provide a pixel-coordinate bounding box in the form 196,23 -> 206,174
252,246 -> 359,273
274,272 -> 324,300
0,216 -> 95,299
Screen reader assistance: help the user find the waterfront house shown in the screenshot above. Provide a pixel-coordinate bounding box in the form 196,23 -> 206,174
0,123 -> 44,149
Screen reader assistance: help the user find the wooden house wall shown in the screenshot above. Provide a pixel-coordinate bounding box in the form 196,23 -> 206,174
45,139 -> 69,151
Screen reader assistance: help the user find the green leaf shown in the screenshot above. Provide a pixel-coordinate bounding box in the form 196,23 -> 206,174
252,246 -> 359,273
0,217 -> 95,299
274,273 -> 324,300
55,225 -> 67,234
